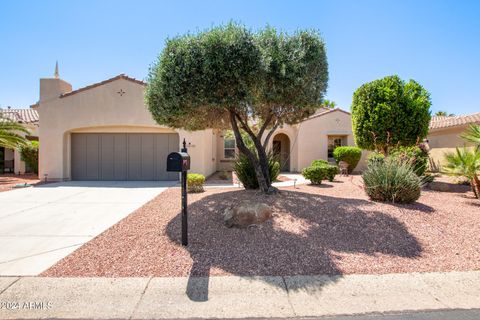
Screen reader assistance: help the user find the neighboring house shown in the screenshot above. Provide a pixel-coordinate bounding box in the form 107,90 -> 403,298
0,107 -> 39,174
33,69 -> 361,181
427,113 -> 480,171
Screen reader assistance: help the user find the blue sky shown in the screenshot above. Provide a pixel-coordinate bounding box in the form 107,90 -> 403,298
1,0 -> 479,114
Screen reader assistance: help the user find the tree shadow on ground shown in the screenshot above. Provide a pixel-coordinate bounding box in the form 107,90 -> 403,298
166,189 -> 422,301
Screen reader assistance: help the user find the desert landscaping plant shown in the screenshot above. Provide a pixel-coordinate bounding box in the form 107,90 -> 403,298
367,151 -> 385,165
234,151 -> 280,189
302,160 -> 339,184
146,23 -> 328,193
443,148 -> 480,199
187,173 -> 206,193
461,124 -> 480,146
362,157 -> 422,203
390,145 -> 429,176
20,141 -> 39,174
351,75 -> 431,155
332,146 -> 362,173
0,115 -> 29,149
443,124 -> 480,198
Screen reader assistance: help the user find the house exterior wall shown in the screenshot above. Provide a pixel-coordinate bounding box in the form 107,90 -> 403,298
216,130 -> 236,171
38,78 -> 216,180
427,125 -> 475,171
261,110 -> 368,173
267,110 -> 367,172
266,125 -> 299,171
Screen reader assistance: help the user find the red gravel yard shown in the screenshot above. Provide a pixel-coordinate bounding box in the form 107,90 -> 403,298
42,176 -> 480,277
0,174 -> 42,192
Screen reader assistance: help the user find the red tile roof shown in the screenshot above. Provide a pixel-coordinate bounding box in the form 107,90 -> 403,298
60,74 -> 146,98
429,112 -> 480,130
0,108 -> 39,123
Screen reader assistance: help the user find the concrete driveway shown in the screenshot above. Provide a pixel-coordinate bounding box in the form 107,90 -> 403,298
0,181 -> 176,276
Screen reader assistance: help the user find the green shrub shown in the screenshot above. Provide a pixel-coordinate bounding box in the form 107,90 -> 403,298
302,162 -> 339,184
311,159 -> 329,166
351,75 -> 431,153
20,141 -> 39,174
332,146 -> 362,173
234,151 -> 280,189
367,151 -> 385,165
311,159 -> 339,181
390,146 -> 428,176
362,157 -> 422,204
187,173 -> 205,193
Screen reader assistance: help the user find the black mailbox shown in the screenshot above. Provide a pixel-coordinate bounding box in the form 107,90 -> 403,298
167,152 -> 190,172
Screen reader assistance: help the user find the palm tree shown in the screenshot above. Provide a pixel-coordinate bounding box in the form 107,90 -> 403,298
444,147 -> 480,198
0,115 -> 29,149
323,99 -> 337,108
461,124 -> 480,147
435,111 -> 455,116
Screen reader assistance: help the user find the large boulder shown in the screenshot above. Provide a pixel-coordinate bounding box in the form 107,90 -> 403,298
223,201 -> 272,228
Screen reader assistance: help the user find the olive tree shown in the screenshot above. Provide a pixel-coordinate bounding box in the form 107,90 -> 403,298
351,75 -> 431,154
146,23 -> 328,193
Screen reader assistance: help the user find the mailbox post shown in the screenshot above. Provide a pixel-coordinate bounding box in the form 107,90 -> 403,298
167,139 -> 190,246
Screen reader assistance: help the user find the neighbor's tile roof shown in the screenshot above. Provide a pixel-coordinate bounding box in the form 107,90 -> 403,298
60,74 -> 146,98
429,112 -> 480,130
0,108 -> 39,123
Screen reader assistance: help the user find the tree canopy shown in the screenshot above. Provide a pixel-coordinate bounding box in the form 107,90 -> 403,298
351,75 -> 431,154
146,23 -> 328,193
435,111 -> 454,117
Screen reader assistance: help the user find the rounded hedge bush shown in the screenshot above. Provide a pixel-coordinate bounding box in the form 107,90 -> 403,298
234,151 -> 280,189
351,75 -> 431,153
302,161 -> 339,184
332,146 -> 362,173
187,173 -> 206,193
311,159 -> 329,166
362,157 -> 421,204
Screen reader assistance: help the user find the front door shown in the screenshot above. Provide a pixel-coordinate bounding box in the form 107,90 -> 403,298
272,139 -> 290,172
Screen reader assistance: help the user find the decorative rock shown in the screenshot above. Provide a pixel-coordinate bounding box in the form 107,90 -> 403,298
223,201 -> 272,228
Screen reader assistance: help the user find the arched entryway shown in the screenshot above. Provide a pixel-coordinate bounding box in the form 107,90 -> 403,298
272,133 -> 291,172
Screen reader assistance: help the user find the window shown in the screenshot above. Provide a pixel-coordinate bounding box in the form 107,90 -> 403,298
224,137 -> 236,159
328,136 -> 344,159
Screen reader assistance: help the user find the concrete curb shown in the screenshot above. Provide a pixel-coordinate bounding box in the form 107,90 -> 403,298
0,271 -> 479,319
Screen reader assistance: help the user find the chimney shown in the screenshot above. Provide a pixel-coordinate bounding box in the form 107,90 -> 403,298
39,61 -> 72,102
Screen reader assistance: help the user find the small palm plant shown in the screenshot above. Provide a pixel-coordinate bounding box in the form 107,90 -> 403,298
444,148 -> 480,198
0,115 -> 29,149
461,124 -> 480,147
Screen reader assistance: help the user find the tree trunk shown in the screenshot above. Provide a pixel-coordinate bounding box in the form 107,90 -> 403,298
229,111 -> 275,194
472,175 -> 480,199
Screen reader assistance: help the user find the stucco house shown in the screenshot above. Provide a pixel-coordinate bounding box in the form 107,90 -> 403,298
32,70 -> 361,181
427,113 -> 480,171
10,69 -> 476,181
0,107 -> 39,174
